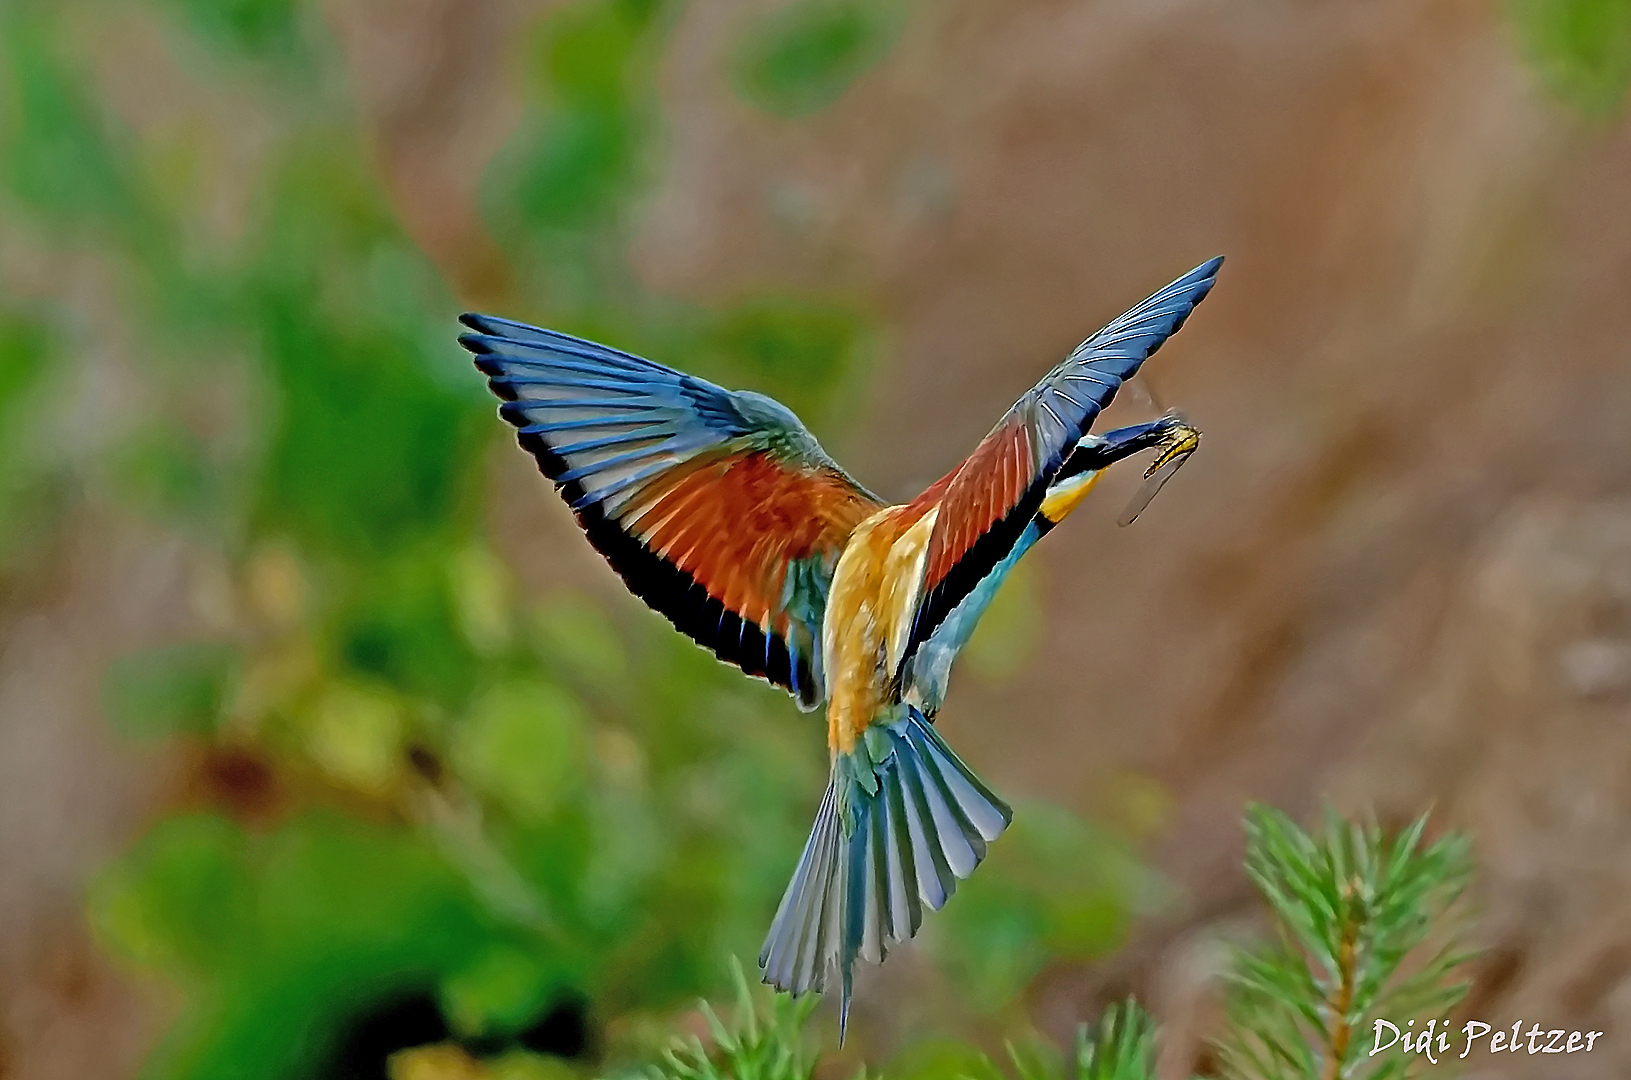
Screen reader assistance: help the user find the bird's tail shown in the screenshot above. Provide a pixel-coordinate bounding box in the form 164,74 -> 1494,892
758,707 -> 1011,1042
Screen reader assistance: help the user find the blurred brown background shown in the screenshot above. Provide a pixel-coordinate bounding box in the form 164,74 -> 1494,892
4,0 -> 1631,1078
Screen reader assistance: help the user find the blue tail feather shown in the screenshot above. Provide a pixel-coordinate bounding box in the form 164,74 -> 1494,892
759,709 -> 1011,1043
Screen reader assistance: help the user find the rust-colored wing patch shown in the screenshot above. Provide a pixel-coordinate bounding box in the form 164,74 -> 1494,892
625,450 -> 878,662
462,314 -> 883,708
915,415 -> 1037,598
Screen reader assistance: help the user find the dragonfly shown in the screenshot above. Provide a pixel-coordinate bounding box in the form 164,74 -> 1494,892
458,256 -> 1220,1040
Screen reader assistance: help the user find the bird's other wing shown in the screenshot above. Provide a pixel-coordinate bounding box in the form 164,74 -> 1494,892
461,315 -> 883,710
897,256 -> 1222,672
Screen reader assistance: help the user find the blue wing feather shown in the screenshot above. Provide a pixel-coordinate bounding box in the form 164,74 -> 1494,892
460,314 -> 879,709
1029,255 -> 1221,472
900,256 -> 1222,677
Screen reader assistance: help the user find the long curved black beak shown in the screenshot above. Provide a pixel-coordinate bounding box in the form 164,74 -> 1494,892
1053,413 -> 1201,526
1056,414 -> 1190,481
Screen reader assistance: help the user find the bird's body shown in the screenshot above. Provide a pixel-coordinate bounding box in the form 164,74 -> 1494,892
460,256 -> 1222,1039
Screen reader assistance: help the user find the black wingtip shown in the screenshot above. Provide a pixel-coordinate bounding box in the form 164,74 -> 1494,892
458,312 -> 489,332
487,375 -> 523,401
498,398 -> 534,425
458,331 -> 497,356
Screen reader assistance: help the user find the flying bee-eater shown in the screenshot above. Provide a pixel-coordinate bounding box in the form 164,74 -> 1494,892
459,256 -> 1221,1038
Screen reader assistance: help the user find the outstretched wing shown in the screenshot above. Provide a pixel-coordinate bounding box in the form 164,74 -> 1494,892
461,315 -> 882,709
899,256 -> 1222,669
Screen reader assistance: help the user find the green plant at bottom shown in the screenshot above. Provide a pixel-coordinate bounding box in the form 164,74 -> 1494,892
647,959 -> 819,1080
635,806 -> 1477,1080
1215,806 -> 1474,1080
979,999 -> 1159,1080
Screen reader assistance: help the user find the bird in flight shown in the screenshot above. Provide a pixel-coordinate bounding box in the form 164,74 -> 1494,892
459,256 -> 1221,1040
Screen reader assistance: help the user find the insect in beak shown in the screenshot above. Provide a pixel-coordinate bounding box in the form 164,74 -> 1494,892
1118,413 -> 1200,527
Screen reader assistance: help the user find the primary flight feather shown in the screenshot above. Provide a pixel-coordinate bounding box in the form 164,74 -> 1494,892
459,255 -> 1222,1039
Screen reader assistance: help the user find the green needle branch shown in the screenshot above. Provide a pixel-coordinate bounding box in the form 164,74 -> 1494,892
631,805 -> 1478,1080
1216,805 -> 1476,1080
648,959 -> 820,1080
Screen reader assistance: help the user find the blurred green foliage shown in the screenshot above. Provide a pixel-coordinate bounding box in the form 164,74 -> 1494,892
499,0 -> 667,234
166,0 -> 306,63
0,307 -> 62,570
1508,0 -> 1631,115
0,8 -> 145,234
0,309 -> 47,416
0,0 -> 1171,1076
961,558 -> 1044,685
937,804 -> 1167,1015
101,642 -> 242,740
732,0 -> 912,118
